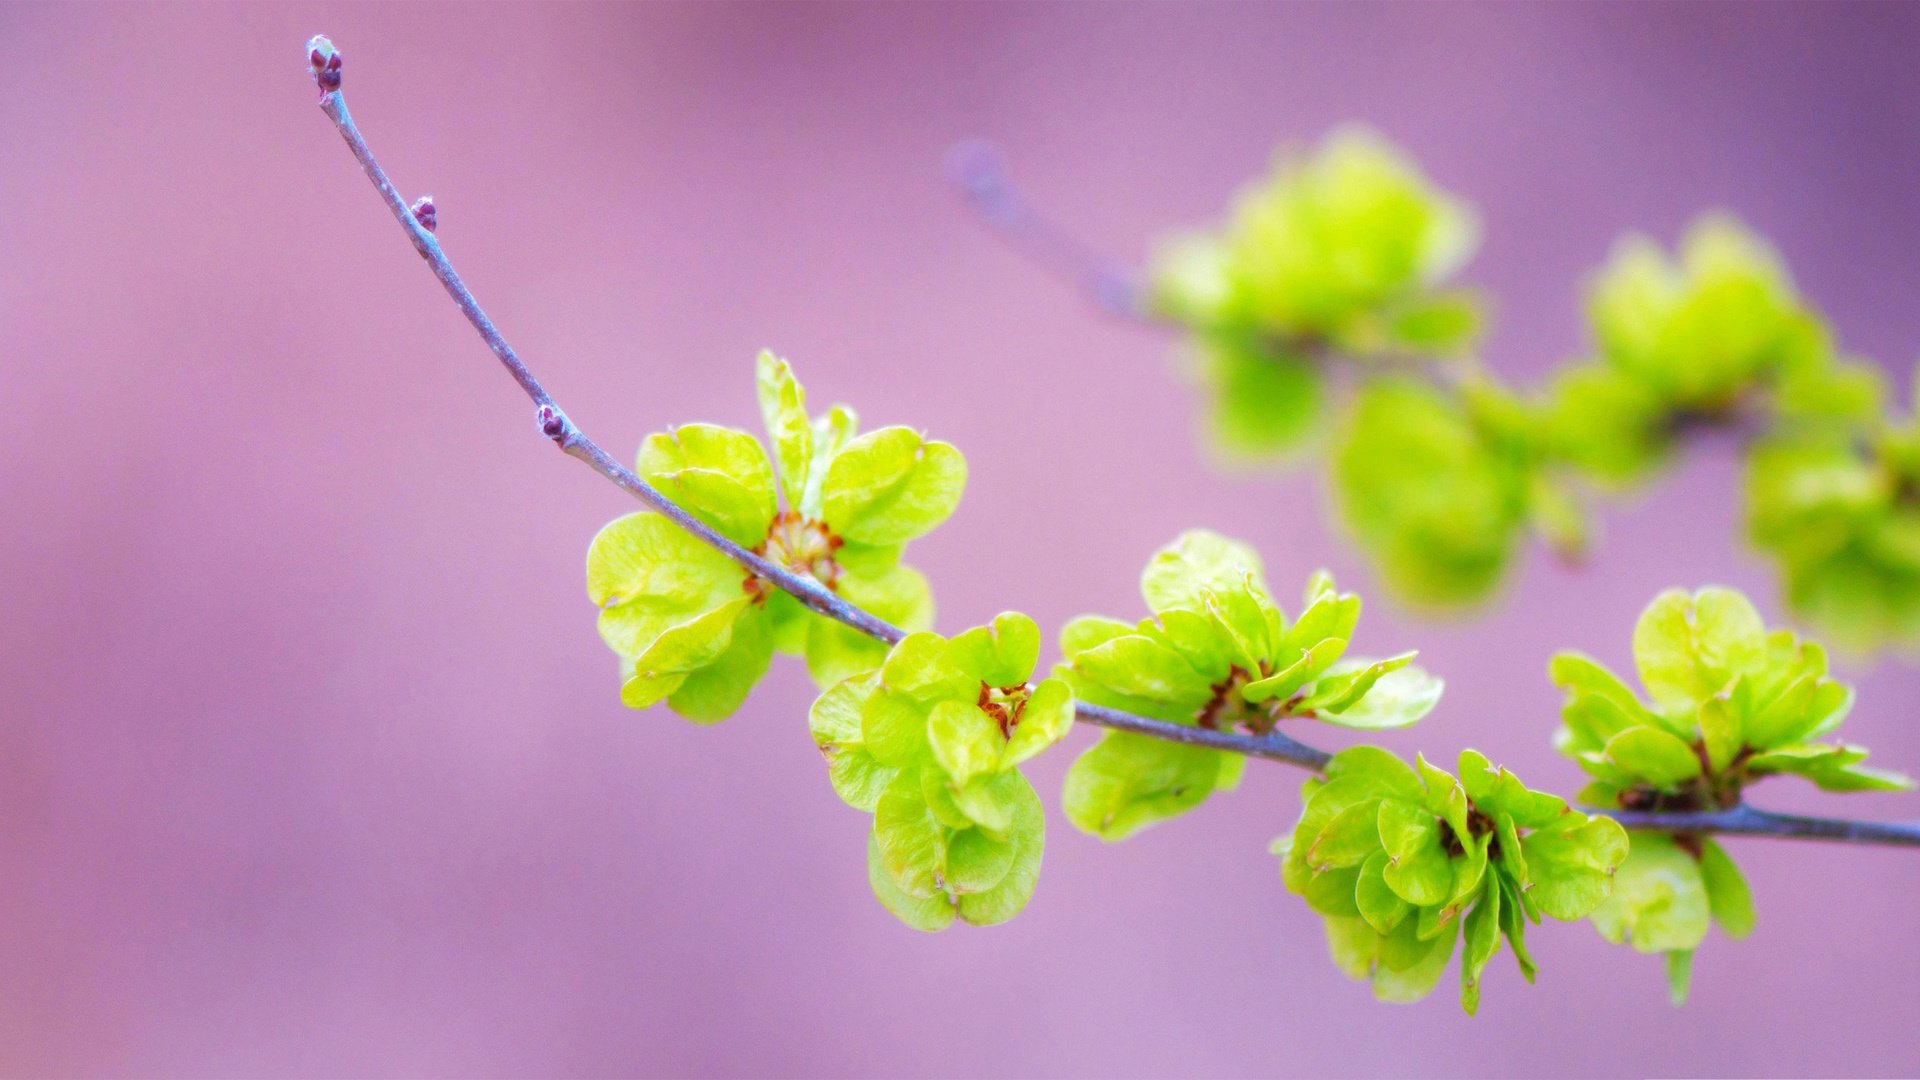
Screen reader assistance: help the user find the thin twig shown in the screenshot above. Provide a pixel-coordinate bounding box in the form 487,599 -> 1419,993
306,35 -> 1322,772
1606,805 -> 1920,848
310,37 -> 1919,848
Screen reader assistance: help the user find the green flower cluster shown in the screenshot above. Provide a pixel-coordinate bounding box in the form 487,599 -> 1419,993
1552,586 -> 1912,999
1745,401 -> 1920,651
1056,530 -> 1442,840
1149,127 -> 1484,459
1332,377 -> 1585,606
809,613 -> 1074,930
585,353 -> 965,721
1548,215 -> 1881,487
1275,746 -> 1628,1014
1135,129 -> 1920,646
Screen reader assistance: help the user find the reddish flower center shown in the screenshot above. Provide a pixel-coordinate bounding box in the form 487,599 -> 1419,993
977,682 -> 1031,738
744,511 -> 844,602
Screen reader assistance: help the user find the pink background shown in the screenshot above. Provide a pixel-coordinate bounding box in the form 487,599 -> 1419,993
4,4 -> 1919,1076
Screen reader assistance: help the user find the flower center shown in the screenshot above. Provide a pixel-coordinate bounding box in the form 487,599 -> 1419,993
977,681 -> 1031,738
745,510 -> 844,602
1197,662 -> 1284,733
1440,806 -> 1499,858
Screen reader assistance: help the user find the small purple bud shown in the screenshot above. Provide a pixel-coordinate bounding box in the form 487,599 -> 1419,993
307,35 -> 342,92
537,404 -> 568,441
410,195 -> 437,233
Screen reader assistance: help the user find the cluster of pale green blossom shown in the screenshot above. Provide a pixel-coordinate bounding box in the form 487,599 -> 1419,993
1147,128 -> 1917,647
582,354 -> 1909,1012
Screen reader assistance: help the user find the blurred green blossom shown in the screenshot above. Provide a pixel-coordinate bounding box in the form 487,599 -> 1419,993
1149,127 -> 1485,459
1056,530 -> 1442,840
1548,215 -> 1882,487
1275,746 -> 1628,1014
1746,399 -> 1920,651
585,352 -> 965,721
1551,585 -> 1911,998
809,612 -> 1073,930
1332,377 -> 1589,606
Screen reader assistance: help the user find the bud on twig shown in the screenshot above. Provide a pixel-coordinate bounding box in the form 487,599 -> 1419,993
411,195 -> 437,233
307,35 -> 342,93
536,403 -> 570,443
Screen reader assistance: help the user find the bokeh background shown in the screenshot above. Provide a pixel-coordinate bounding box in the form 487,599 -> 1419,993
5,3 -> 1920,1076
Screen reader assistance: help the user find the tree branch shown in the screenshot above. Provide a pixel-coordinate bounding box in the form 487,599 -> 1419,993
1606,804 -> 1920,847
308,36 -> 1918,849
306,35 -> 1327,773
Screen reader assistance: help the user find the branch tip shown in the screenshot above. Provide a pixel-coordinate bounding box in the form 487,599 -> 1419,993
945,139 -> 1013,214
307,35 -> 342,93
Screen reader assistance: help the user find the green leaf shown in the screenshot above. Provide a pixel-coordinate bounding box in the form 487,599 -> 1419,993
1060,615 -> 1135,658
1064,732 -> 1224,840
1459,880 -> 1502,1016
1603,725 -> 1703,788
943,611 -> 1041,688
1003,677 -> 1074,769
1068,633 -> 1215,706
1355,851 -> 1412,934
1243,638 -> 1346,704
1287,588 -> 1361,653
663,602 -> 775,721
1666,949 -> 1695,1007
1803,761 -> 1915,793
955,772 -> 1046,926
1447,834 -> 1491,914
1322,916 -> 1380,982
1415,752 -> 1471,843
1314,660 -> 1443,729
804,562 -> 934,689
1324,746 -> 1426,802
1372,916 -> 1459,1004
1299,652 -> 1412,712
1589,832 -> 1710,953
927,700 -> 1001,788
946,769 -> 1025,836
825,744 -> 895,814
620,596 -> 758,714
1455,750 -> 1567,829
1521,815 -> 1629,921
1332,379 -> 1527,607
586,512 -> 744,658
821,426 -> 967,546
1141,529 -> 1268,615
1550,652 -> 1653,722
1308,802 -> 1386,871
879,631 -> 972,703
1632,587 -> 1767,709
637,423 -> 778,548
800,403 -> 858,516
873,769 -> 948,900
1698,838 -> 1755,939
945,827 -> 1015,895
755,350 -> 813,507
1697,696 -> 1741,773
1385,289 -> 1483,357
1497,875 -> 1538,983
866,829 -> 954,932
860,686 -> 931,767
1197,337 -> 1323,459
1376,799 -> 1450,906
